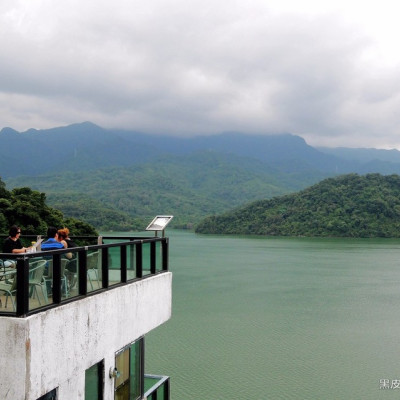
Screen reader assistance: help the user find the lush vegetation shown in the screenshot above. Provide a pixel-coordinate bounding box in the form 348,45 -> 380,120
0,177 -> 97,237
195,174 -> 400,237
5,122 -> 400,232
6,151 -> 314,230
5,123 -> 400,233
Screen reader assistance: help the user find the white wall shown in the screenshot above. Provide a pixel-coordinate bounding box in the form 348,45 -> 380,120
0,272 -> 172,400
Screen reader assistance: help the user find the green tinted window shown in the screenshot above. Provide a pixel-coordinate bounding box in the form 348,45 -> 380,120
115,338 -> 143,400
85,361 -> 103,399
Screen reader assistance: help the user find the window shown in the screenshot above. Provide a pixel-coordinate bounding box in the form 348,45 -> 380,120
85,360 -> 104,399
115,338 -> 144,400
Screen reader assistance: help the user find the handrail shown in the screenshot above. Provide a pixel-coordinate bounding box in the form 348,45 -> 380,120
0,236 -> 169,317
144,374 -> 170,400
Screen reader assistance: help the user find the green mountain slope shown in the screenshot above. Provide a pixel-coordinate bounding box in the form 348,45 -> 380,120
195,173 -> 400,238
5,122 -> 400,232
6,151 -> 320,230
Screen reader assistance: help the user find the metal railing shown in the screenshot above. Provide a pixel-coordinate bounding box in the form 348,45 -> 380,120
0,235 -> 169,317
144,375 -> 170,400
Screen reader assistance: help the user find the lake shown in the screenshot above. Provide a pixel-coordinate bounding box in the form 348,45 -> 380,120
145,230 -> 400,399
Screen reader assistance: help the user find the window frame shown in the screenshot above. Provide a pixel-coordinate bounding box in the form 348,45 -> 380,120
85,359 -> 104,400
114,337 -> 144,400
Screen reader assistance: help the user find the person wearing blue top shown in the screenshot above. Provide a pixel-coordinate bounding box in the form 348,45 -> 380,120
41,226 -> 66,295
41,227 -> 65,251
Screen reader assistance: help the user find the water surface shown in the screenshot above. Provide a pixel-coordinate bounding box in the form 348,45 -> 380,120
146,230 -> 400,399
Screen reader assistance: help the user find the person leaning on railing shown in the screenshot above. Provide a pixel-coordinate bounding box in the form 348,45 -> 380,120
58,228 -> 77,251
58,227 -> 77,288
41,226 -> 72,280
42,226 -> 73,260
41,226 -> 68,252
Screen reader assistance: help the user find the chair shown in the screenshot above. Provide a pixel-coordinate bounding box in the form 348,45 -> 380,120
87,251 -> 101,290
43,258 -> 70,298
0,270 -> 17,310
0,258 -> 16,272
29,260 -> 48,306
60,258 -> 69,297
64,257 -> 78,291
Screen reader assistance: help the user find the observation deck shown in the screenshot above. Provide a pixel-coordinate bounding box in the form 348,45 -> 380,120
0,234 -> 171,400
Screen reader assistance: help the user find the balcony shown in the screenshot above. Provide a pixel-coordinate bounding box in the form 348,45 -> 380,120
0,235 -> 169,317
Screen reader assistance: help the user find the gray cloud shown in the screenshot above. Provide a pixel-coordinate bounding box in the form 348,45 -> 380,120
1,0 -> 400,148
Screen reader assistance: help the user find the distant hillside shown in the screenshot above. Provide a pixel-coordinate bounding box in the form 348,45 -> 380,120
318,146 -> 400,164
4,122 -> 400,231
0,122 -> 156,178
195,174 -> 400,238
6,151 -> 317,230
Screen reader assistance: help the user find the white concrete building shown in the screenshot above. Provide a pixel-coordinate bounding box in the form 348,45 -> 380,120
0,236 -> 172,400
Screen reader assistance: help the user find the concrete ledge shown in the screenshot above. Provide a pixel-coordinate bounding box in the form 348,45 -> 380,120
0,272 -> 172,400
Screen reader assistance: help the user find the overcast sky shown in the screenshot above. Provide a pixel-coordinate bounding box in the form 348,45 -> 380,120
1,0 -> 400,148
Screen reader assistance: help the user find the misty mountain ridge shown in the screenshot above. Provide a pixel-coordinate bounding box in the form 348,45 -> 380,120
2,121 -> 400,180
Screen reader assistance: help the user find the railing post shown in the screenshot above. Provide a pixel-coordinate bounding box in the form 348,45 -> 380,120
78,250 -> 87,296
162,238 -> 169,271
52,254 -> 61,303
121,244 -> 127,283
164,378 -> 170,400
136,242 -> 143,278
150,241 -> 156,274
101,248 -> 109,289
129,243 -> 135,272
16,257 -> 29,317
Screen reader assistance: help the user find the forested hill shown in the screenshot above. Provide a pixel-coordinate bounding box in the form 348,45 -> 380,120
0,178 -> 97,237
195,174 -> 400,237
6,151 -> 308,230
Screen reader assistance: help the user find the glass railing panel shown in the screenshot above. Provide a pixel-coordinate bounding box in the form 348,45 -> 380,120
142,242 -> 152,276
87,249 -> 101,293
109,246 -> 121,287
155,241 -> 162,272
64,250 -> 80,300
0,256 -> 18,314
127,244 -> 137,281
108,245 -> 119,270
29,256 -> 51,311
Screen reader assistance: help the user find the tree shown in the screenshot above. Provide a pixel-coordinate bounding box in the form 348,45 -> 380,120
0,177 -> 97,236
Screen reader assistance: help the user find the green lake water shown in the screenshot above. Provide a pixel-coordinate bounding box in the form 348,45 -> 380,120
145,230 -> 400,399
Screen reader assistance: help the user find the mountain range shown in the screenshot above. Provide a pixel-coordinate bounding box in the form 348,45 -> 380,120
2,122 -> 400,230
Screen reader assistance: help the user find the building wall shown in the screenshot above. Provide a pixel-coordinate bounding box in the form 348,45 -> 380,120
0,272 -> 172,400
